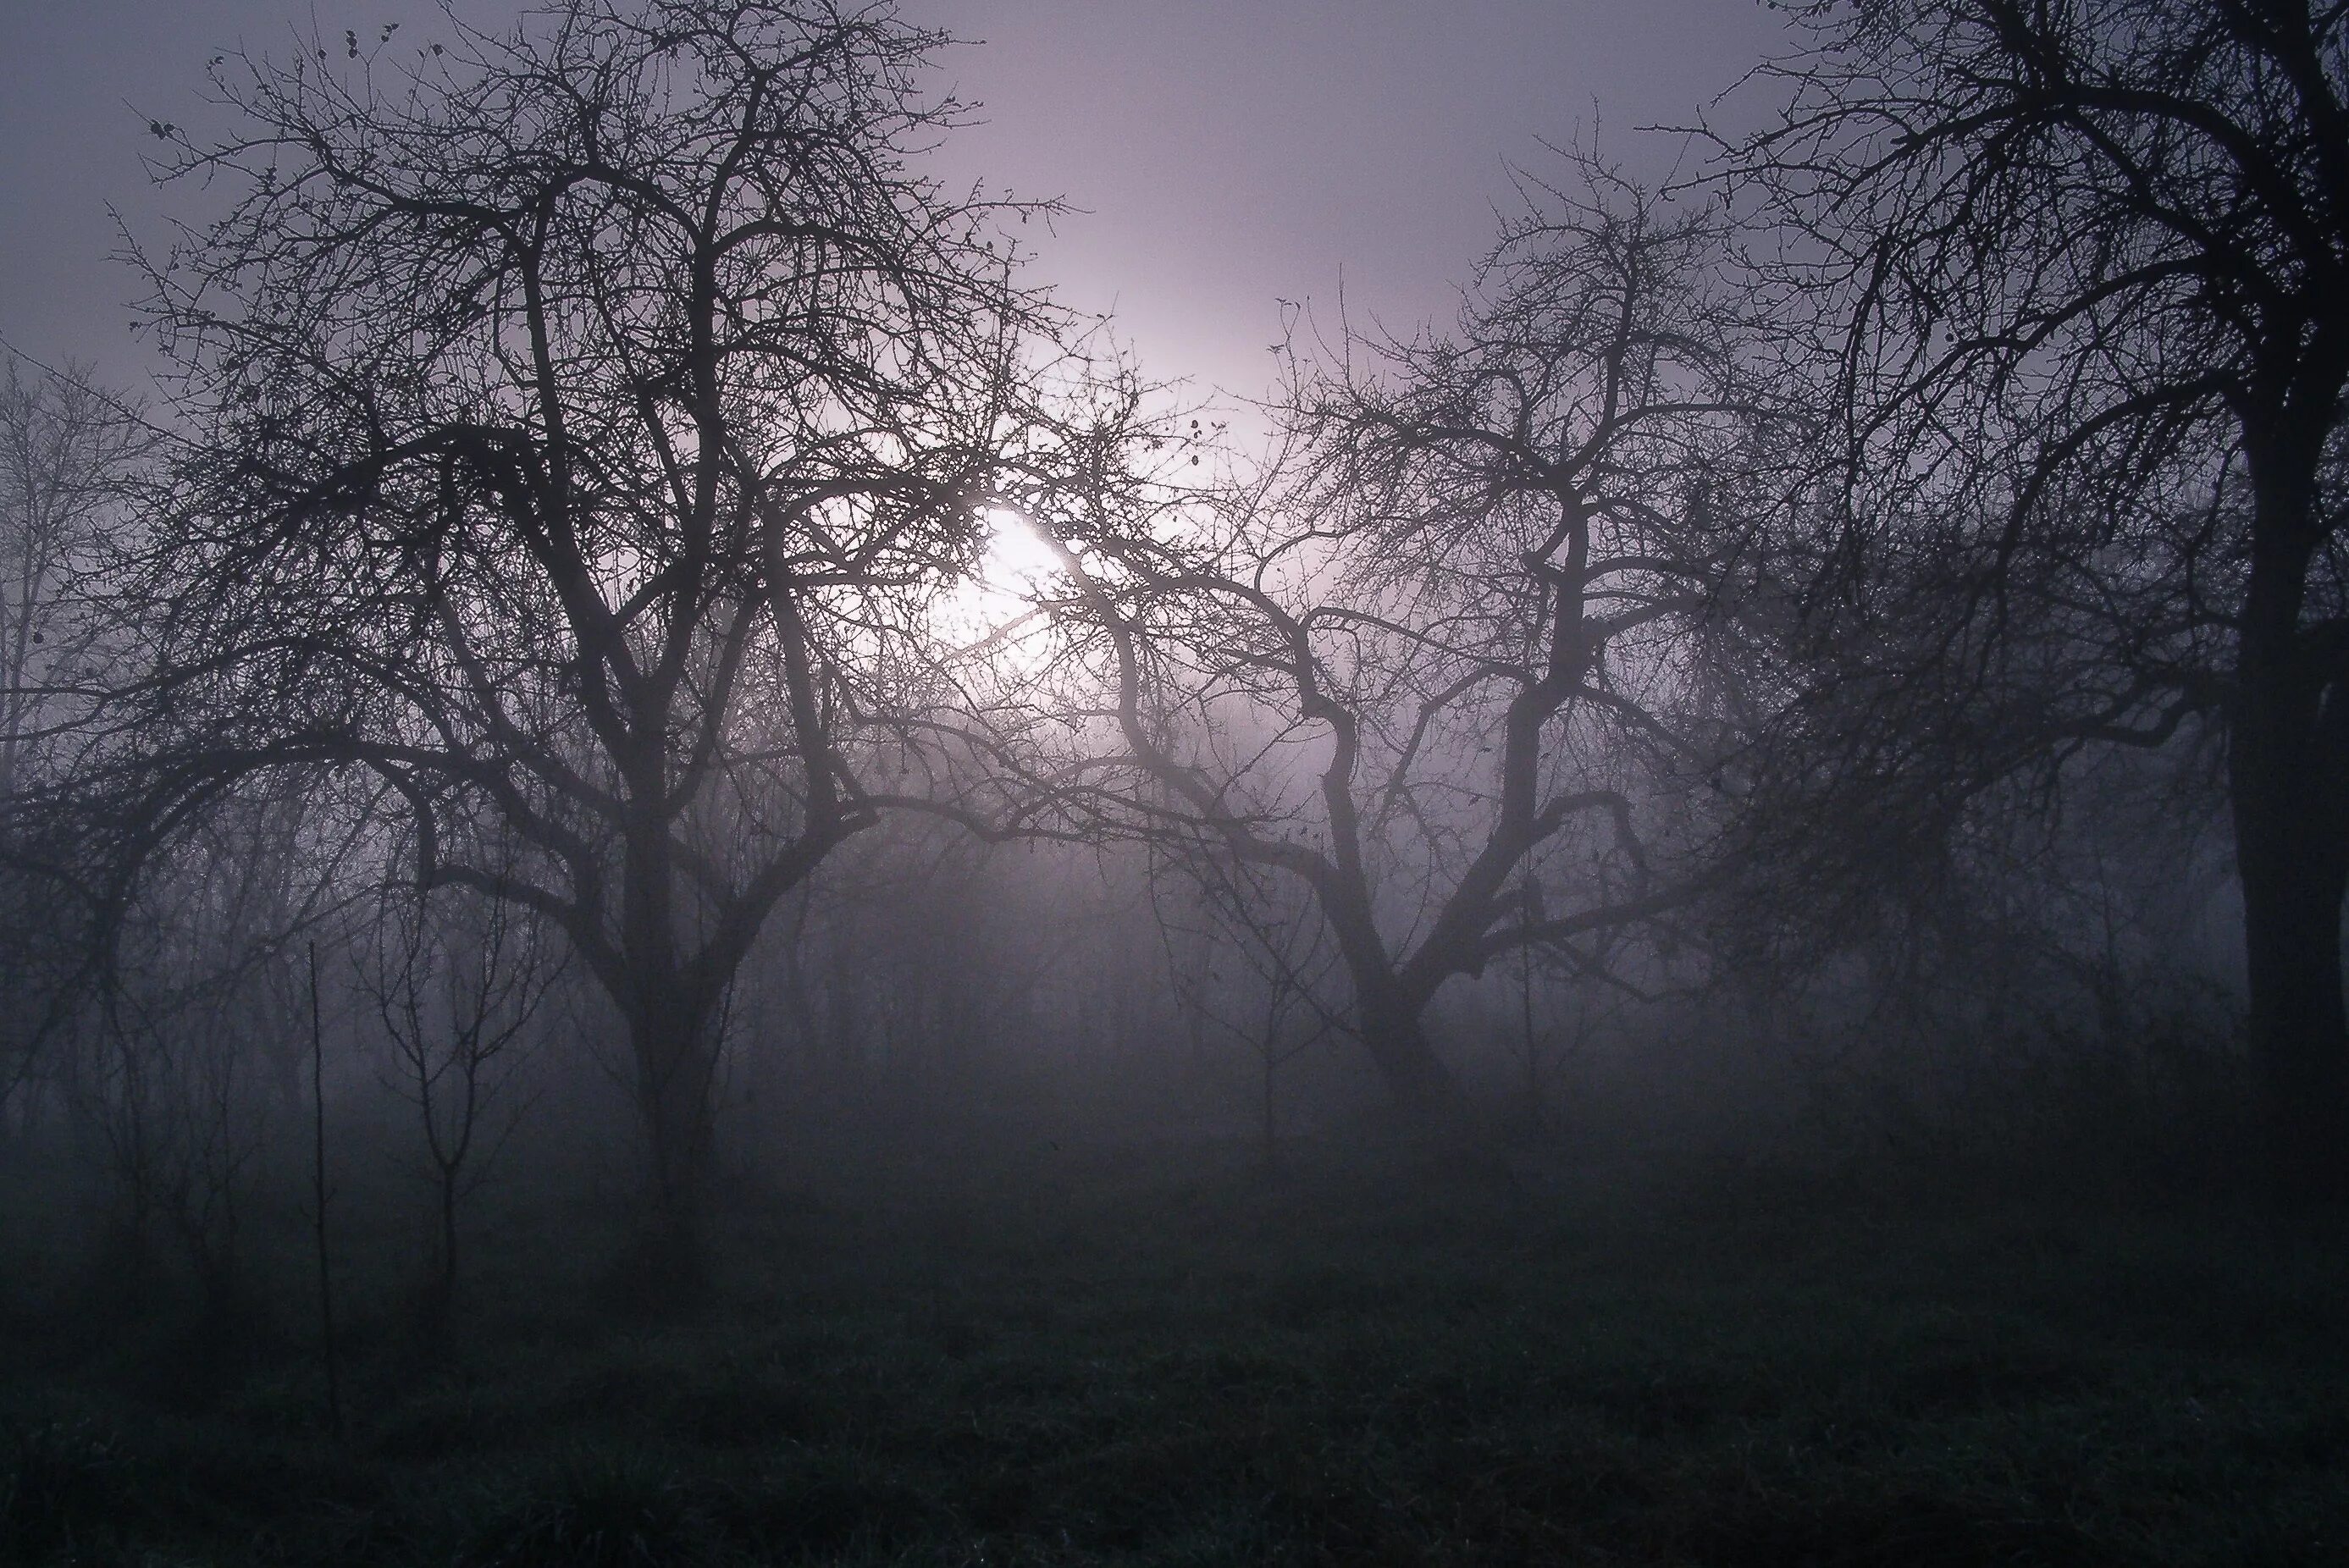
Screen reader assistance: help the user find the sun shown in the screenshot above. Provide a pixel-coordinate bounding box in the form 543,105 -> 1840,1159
978,506 -> 1066,588
932,507 -> 1071,660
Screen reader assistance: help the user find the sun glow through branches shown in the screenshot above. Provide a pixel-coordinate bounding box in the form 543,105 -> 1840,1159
932,506 -> 1072,665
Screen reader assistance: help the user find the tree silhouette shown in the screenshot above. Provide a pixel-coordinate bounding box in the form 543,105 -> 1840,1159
0,358 -> 146,801
95,0 -> 1092,1280
0,359 -> 152,1117
360,838 -> 561,1341
1021,163 -> 1795,1109
1730,0 -> 2349,1200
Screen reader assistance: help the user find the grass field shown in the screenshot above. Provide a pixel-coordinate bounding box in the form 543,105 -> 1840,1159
5,1135 -> 2347,1565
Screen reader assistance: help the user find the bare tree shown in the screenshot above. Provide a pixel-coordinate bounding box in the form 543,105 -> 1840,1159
67,778 -> 362,1324
362,846 -> 561,1340
86,0 -> 1107,1278
0,356 -> 146,799
1725,0 -> 2349,1199
1018,163 -> 1795,1111
0,359 -> 149,1121
1153,850 -> 1343,1170
1502,872 -> 1639,1140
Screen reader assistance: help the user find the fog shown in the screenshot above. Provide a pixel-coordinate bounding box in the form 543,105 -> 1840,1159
1,4 -> 2343,1565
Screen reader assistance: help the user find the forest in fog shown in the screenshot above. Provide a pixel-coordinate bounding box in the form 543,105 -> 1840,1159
1,3 -> 2346,1565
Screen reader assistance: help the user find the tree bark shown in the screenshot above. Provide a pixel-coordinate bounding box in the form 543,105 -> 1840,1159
1262,1053 -> 1280,1173
1355,991 -> 1456,1113
632,978 -> 720,1274
2230,461 -> 2349,1205
422,1173 -> 457,1341
1323,890 -> 1456,1111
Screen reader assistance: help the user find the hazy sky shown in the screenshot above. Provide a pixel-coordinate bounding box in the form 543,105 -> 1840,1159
0,1 -> 1793,401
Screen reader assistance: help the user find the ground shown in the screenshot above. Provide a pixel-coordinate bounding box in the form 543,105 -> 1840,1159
4,1135 -> 2346,1565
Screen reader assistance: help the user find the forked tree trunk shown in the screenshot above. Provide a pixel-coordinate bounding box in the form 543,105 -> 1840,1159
1324,895 -> 1458,1113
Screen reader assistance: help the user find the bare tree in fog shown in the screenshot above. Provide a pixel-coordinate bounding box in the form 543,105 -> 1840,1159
1502,873 -> 1638,1139
1027,163 -> 1797,1112
68,778 -> 368,1325
0,358 -> 146,799
0,361 -> 149,1120
1727,0 -> 2349,1200
360,841 -> 561,1339
78,0 -> 1108,1284
1153,854 -> 1343,1169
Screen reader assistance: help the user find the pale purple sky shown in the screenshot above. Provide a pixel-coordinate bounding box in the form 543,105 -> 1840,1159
0,1 -> 1792,400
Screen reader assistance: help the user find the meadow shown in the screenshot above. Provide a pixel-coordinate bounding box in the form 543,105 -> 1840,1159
5,1135 -> 2346,1566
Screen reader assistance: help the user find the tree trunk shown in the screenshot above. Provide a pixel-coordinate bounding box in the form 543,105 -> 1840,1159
1517,936 -> 1542,1138
2230,469 -> 2349,1205
1262,1053 -> 1280,1174
627,976 -> 720,1295
1356,993 -> 1456,1112
825,926 -> 864,1096
1325,892 -> 1457,1111
609,793 -> 724,1300
419,1173 -> 457,1342
2228,679 -> 2349,1203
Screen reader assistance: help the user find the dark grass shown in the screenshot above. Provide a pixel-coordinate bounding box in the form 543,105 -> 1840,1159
5,1139 -> 2347,1565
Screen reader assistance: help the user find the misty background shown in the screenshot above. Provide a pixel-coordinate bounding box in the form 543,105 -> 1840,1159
2,2 -> 1792,395
0,4 -> 2338,1565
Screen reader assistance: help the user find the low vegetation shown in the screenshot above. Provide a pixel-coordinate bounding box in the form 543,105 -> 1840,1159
7,1138 -> 2344,1566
